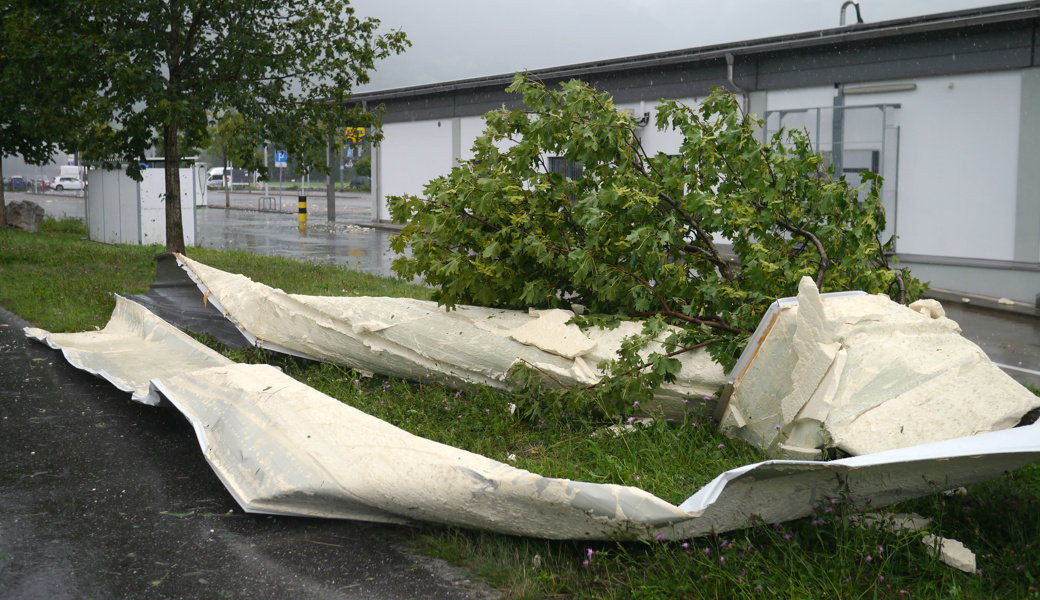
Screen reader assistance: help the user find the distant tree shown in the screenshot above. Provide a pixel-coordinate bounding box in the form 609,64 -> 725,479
0,0 -> 99,227
75,0 -> 408,253
354,156 -> 372,178
205,111 -> 264,207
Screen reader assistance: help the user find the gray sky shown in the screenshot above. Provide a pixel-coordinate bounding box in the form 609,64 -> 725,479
351,0 -> 1012,91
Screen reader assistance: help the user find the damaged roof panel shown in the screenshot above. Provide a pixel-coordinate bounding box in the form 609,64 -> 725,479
25,292 -> 1040,540
175,253 -> 727,417
719,278 -> 1040,459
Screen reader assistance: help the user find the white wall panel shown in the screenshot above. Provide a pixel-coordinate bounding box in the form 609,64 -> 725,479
380,120 -> 454,208
459,115 -> 488,162
765,87 -> 836,113
140,170 -> 164,245
870,72 -> 1021,260
618,98 -> 699,157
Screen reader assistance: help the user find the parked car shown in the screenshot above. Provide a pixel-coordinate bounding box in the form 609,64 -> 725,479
4,175 -> 28,191
347,176 -> 370,189
51,176 -> 86,191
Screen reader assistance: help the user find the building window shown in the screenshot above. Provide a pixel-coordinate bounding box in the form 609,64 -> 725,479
548,157 -> 583,181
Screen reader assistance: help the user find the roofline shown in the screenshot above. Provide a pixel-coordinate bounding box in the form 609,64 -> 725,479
352,1 -> 1040,103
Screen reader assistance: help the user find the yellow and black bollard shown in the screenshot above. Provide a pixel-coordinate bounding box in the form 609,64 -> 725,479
298,194 -> 307,234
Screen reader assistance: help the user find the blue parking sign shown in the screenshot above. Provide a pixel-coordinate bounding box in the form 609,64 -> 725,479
275,150 -> 288,168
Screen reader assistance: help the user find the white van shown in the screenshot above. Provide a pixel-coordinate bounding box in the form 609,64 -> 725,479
206,167 -> 251,189
60,165 -> 86,179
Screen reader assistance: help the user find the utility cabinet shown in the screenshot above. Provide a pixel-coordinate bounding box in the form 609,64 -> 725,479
86,166 -> 203,246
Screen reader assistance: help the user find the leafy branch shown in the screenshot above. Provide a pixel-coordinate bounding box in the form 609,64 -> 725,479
389,73 -> 925,412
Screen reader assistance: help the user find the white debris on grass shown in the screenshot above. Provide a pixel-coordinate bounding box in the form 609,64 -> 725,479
859,512 -> 977,574
26,296 -> 1040,540
719,277 -> 1040,459
174,254 -> 727,419
923,535 -> 977,573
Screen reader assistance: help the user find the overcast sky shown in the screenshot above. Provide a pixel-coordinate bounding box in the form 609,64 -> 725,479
351,0 -> 1013,91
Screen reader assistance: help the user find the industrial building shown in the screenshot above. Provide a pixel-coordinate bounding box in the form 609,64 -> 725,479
354,2 -> 1040,306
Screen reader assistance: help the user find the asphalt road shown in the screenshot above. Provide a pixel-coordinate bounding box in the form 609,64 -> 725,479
0,306 -> 498,600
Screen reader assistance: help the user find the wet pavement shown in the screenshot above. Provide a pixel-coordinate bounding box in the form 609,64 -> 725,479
6,190 -> 88,221
195,207 -> 402,279
9,189 -> 405,279
942,302 -> 1040,389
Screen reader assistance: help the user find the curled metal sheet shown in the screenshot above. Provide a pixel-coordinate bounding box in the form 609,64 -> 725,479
718,277 -> 1040,459
26,296 -> 1040,540
172,253 -> 727,419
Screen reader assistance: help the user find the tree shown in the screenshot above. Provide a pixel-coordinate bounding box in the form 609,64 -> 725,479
0,0 -> 100,227
76,0 -> 408,253
206,111 -> 264,208
389,74 -> 924,410
354,156 -> 371,178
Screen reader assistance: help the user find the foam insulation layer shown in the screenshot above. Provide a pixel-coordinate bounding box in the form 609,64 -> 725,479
719,277 -> 1040,458
28,297 -> 689,538
26,296 -> 1040,540
173,254 -> 726,418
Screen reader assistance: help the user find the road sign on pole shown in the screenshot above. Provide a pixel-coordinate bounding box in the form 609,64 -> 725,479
345,127 -> 365,144
275,150 -> 288,168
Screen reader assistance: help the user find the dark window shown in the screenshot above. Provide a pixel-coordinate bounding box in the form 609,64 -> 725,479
548,157 -> 583,181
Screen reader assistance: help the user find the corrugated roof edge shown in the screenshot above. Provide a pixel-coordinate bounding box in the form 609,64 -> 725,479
350,1 -> 1040,103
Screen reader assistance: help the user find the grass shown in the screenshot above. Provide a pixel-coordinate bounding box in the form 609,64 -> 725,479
0,218 -> 424,333
3,218 -> 1040,599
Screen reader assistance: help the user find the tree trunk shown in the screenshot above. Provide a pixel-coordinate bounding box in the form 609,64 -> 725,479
164,119 -> 186,254
223,151 -> 230,208
0,160 -> 7,228
326,134 -> 335,221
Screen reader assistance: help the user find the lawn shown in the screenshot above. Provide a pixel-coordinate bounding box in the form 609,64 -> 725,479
3,218 -> 1039,599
